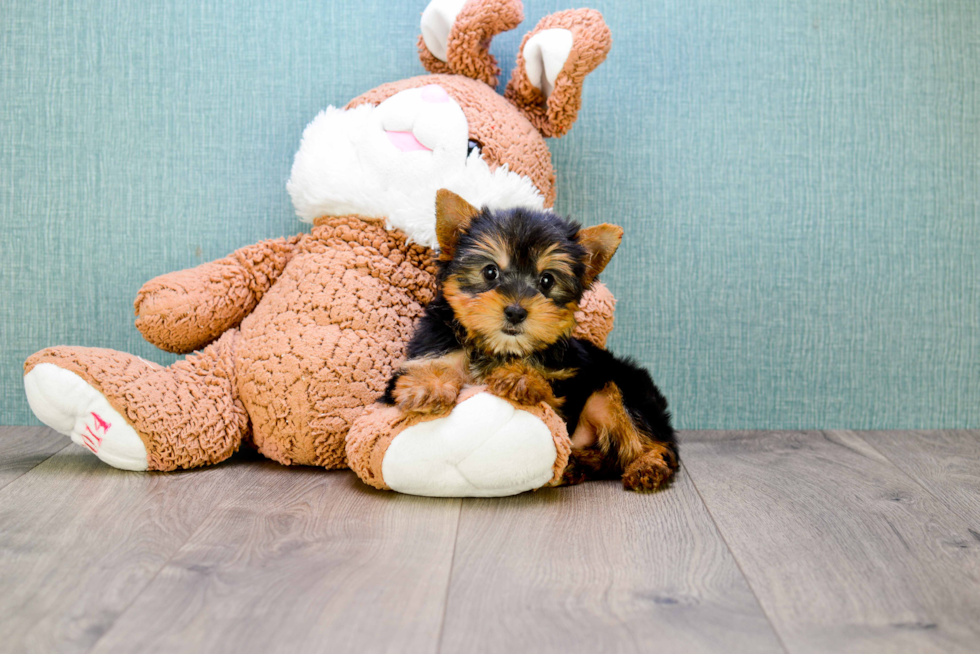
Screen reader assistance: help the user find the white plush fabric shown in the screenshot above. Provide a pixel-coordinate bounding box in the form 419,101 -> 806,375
24,364 -> 148,471
287,85 -> 545,249
522,28 -> 575,98
420,0 -> 468,63
381,392 -> 558,497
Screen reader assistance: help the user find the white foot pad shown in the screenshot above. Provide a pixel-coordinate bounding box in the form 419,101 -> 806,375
381,392 -> 557,497
24,363 -> 149,471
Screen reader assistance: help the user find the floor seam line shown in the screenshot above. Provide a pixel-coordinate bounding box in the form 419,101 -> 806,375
0,438 -> 70,494
81,466 -> 253,654
434,499 -> 463,654
681,455 -> 794,654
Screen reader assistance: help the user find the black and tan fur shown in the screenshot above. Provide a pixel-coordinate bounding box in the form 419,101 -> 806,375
381,190 -> 678,491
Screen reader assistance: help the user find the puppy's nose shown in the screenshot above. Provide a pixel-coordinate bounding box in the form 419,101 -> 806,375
504,304 -> 528,325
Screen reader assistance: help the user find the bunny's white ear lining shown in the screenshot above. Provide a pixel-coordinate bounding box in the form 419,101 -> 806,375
421,0 -> 468,62
522,28 -> 574,98
421,1 -> 575,98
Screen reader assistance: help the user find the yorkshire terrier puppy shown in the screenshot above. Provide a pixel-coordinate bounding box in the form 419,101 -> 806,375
381,190 -> 678,491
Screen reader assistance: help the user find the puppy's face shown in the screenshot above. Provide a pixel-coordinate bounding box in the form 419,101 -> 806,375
434,190 -> 622,357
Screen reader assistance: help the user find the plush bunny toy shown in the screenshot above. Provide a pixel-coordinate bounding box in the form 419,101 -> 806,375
23,0 -> 614,497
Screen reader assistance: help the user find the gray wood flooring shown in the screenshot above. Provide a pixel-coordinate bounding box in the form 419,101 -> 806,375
1,426 -> 978,654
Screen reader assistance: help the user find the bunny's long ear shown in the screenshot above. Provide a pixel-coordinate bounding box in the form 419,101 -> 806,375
504,9 -> 611,138
418,0 -> 524,87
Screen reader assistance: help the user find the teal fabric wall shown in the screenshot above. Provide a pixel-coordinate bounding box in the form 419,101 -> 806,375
1,0 -> 978,427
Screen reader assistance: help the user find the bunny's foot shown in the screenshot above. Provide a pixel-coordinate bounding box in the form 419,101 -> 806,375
24,332 -> 248,471
24,363 -> 148,470
347,387 -> 570,497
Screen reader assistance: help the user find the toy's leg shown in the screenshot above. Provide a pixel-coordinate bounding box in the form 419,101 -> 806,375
24,330 -> 248,471
25,361 -> 149,470
346,387 -> 570,497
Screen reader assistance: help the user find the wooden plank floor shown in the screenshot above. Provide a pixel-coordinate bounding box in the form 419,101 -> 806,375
682,431 -> 980,654
1,428 -> 978,654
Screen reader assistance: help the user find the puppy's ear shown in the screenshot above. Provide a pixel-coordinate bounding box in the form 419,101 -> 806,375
577,224 -> 623,286
435,189 -> 481,257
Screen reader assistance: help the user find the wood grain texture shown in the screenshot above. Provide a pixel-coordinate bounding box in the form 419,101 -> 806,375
88,466 -> 461,654
0,426 -> 66,491
682,430 -> 980,654
0,445 -> 255,654
859,430 -> 980,526
6,428 -> 980,654
438,471 -> 786,654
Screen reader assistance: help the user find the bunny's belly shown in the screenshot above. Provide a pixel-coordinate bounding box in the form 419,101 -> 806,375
235,218 -> 436,468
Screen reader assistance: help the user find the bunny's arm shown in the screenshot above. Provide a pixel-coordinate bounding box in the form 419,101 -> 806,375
572,281 -> 616,348
134,235 -> 302,354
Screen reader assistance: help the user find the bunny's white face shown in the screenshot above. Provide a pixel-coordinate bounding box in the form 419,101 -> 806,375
287,84 -> 545,249
375,84 -> 468,157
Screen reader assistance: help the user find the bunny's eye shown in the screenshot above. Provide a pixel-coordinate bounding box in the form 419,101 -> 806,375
467,139 -> 482,156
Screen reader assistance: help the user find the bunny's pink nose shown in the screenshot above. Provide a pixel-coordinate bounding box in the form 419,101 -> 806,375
420,84 -> 450,103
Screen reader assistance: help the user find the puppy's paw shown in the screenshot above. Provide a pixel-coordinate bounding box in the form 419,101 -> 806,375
393,376 -> 460,415
486,363 -> 554,406
554,448 -> 607,487
393,370 -> 463,416
622,445 -> 678,492
557,460 -> 590,487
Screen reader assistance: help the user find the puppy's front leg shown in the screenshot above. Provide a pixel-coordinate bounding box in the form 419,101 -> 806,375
557,448 -> 610,486
485,360 -> 556,406
390,351 -> 470,415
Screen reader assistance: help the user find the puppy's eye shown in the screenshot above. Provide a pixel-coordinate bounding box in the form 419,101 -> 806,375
467,139 -> 482,156
540,272 -> 555,291
482,264 -> 499,282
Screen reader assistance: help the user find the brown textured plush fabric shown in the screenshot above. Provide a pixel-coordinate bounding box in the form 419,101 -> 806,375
134,236 -> 301,354
236,216 -> 438,469
417,0 -> 524,88
504,9 -> 613,138
573,278 -> 616,349
25,331 -> 248,471
345,403 -> 408,490
416,37 -> 454,77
